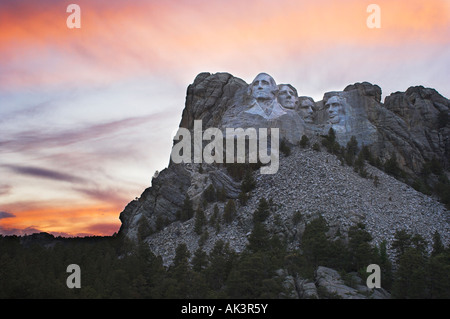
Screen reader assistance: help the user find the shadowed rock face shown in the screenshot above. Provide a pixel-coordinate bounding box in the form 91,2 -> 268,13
119,72 -> 449,245
381,86 -> 450,173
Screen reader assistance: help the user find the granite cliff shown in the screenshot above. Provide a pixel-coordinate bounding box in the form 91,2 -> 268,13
118,72 -> 449,298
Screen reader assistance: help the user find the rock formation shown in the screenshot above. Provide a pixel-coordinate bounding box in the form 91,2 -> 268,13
118,72 -> 449,298
173,73 -> 449,174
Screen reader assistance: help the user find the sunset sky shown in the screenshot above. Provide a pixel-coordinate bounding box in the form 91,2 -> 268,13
0,0 -> 449,237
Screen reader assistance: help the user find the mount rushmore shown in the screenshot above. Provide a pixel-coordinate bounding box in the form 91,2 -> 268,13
180,72 -> 448,174
118,72 -> 449,270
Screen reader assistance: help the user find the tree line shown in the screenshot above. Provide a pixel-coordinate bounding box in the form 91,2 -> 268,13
0,199 -> 448,298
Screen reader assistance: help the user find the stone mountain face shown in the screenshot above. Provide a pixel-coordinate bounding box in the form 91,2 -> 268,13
381,86 -> 450,173
118,72 -> 449,298
119,71 -> 449,241
177,72 -> 449,175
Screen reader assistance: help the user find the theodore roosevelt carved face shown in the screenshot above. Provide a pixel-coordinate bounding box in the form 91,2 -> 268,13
277,84 -> 298,110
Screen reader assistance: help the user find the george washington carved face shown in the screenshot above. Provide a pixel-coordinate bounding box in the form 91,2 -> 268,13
249,73 -> 279,101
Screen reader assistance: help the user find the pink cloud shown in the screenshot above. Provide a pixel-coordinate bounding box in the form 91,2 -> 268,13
1,0 -> 448,91
1,0 -> 448,237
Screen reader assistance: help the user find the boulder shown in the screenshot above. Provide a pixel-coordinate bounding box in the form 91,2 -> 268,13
315,266 -> 366,299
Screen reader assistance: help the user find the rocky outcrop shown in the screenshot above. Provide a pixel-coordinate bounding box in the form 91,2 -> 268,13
117,72 -> 449,299
314,266 -> 390,299
381,86 -> 450,174
277,266 -> 391,299
119,162 -> 192,240
179,72 -> 247,130
314,82 -> 449,176
176,72 -> 449,176
294,278 -> 319,299
118,162 -> 241,241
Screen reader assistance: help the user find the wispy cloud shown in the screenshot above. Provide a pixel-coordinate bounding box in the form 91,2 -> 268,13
0,211 -> 15,219
0,185 -> 12,196
73,186 -> 131,208
4,165 -> 87,184
0,113 -> 166,154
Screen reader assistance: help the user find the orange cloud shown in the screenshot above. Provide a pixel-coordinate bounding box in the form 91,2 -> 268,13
0,202 -> 122,237
1,0 -> 448,237
1,0 -> 448,91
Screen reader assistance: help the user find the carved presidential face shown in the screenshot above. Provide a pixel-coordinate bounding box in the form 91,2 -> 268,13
250,73 -> 278,101
277,84 -> 298,109
299,99 -> 314,123
325,96 -> 344,124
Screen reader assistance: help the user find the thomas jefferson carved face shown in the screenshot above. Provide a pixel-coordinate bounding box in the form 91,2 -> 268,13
299,99 -> 314,123
250,73 -> 278,101
325,96 -> 344,124
277,84 -> 298,109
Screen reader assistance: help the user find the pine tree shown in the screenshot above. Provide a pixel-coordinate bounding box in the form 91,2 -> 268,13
431,231 -> 445,257
299,135 -> 310,148
194,209 -> 207,235
312,142 -> 321,151
226,251 -> 283,298
241,170 -> 256,193
226,221 -> 286,298
392,246 -> 428,298
168,243 -> 192,298
301,215 -> 333,268
411,234 -> 427,256
392,229 -> 412,259
205,240 -> 235,291
384,153 -> 403,178
192,247 -> 208,272
348,223 -> 376,272
292,211 -> 303,225
223,199 -> 236,224
377,240 -> 393,290
216,187 -> 227,202
322,127 -> 341,154
354,152 -> 366,175
203,184 -> 216,202
345,136 -> 358,165
428,250 -> 450,298
137,217 -> 152,242
247,222 -> 271,253
253,198 -> 270,223
178,196 -> 194,221
360,145 -> 375,165
238,191 -> 249,206
209,204 -> 219,226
